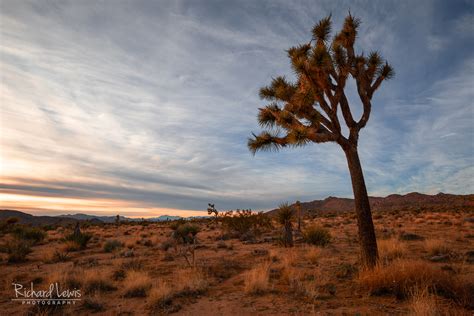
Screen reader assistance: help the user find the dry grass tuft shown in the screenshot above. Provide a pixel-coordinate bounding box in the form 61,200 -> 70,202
281,248 -> 298,269
175,268 -> 208,296
378,238 -> 407,261
244,261 -> 271,294
83,269 -> 117,292
148,281 -> 174,310
47,267 -> 82,290
123,271 -> 152,297
409,288 -> 439,316
147,269 -> 207,311
424,239 -> 451,256
358,259 -> 471,307
304,246 -> 322,264
43,248 -> 70,263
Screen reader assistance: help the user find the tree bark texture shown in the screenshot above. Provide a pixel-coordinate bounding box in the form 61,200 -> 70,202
344,146 -> 378,268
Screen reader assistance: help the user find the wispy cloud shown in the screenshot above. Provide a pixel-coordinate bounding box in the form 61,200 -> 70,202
1,0 -> 473,216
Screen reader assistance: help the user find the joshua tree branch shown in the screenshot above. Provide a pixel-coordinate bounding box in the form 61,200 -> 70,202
340,92 -> 356,128
355,80 -> 372,130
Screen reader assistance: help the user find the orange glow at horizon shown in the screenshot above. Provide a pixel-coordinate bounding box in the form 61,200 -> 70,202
0,193 -> 206,218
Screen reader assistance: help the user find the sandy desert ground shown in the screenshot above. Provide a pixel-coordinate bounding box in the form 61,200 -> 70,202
1,209 -> 473,315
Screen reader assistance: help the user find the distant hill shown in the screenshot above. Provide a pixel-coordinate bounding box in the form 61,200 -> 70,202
0,210 -> 194,226
3,192 -> 471,225
0,210 -> 79,226
59,214 -> 184,223
266,192 -> 474,216
59,213 -> 136,223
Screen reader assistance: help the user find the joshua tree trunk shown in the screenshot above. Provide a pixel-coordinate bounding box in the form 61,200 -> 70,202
296,201 -> 301,231
344,145 -> 378,268
73,222 -> 81,237
284,222 -> 293,247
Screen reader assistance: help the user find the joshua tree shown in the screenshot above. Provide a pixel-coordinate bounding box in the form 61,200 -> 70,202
295,200 -> 302,231
73,222 -> 81,238
276,203 -> 294,247
207,203 -> 219,220
248,14 -> 394,268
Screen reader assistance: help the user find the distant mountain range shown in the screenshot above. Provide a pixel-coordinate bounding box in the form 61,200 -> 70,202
58,213 -> 183,223
267,192 -> 474,216
2,192 -> 473,226
0,210 -> 187,226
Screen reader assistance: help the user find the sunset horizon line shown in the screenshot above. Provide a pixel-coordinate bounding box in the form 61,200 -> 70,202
1,190 -> 472,218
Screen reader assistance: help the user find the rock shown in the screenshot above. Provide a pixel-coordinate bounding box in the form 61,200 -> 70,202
263,237 -> 273,243
239,232 -> 255,242
324,283 -> 337,296
216,241 -> 227,249
252,248 -> 269,256
429,254 -> 449,262
122,249 -> 134,257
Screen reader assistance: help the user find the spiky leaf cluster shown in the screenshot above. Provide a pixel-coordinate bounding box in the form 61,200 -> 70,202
276,202 -> 294,225
249,14 -> 394,154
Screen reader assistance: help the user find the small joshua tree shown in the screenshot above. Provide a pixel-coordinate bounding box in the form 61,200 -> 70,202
295,201 -> 302,231
115,215 -> 120,226
173,223 -> 200,267
207,203 -> 219,221
73,222 -> 81,237
277,203 -> 294,247
248,14 -> 394,268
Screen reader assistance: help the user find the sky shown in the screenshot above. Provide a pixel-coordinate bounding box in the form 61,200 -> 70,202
0,0 -> 473,217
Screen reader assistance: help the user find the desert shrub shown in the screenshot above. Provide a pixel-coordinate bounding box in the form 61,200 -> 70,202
103,239 -> 123,253
64,231 -> 92,250
6,240 -> 31,263
220,210 -> 272,237
49,249 -> 70,263
358,259 -> 472,307
12,226 -> 46,244
303,226 -> 331,246
42,224 -> 56,231
169,219 -> 186,230
244,261 -> 271,294
173,224 -> 200,244
0,217 -> 19,235
112,269 -> 126,281
6,217 -> 19,224
123,271 -> 152,297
